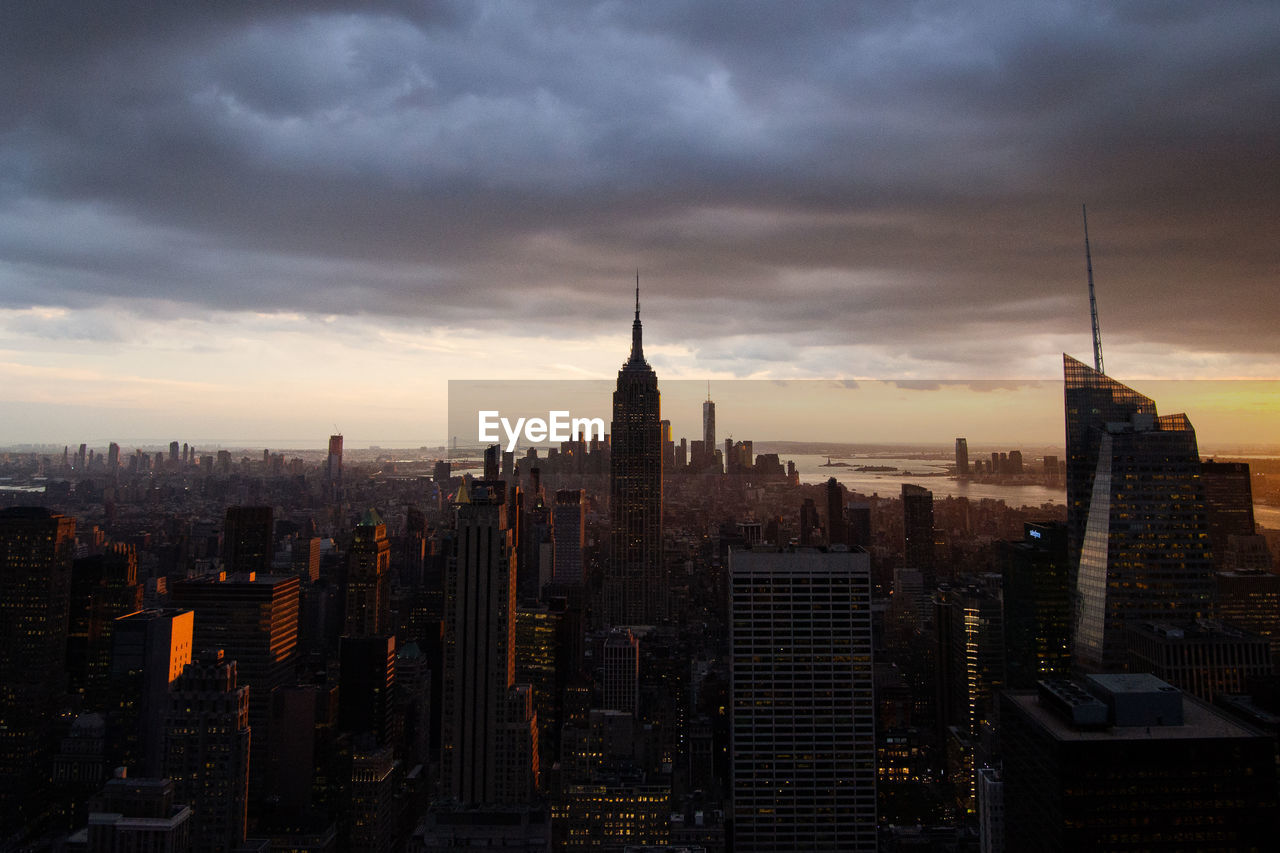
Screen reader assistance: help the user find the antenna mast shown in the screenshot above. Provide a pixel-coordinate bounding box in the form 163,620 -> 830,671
1083,204 -> 1105,375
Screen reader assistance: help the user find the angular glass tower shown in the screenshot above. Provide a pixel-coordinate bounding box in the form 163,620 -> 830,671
1073,410 -> 1213,671
607,283 -> 663,625
1062,354 -> 1156,576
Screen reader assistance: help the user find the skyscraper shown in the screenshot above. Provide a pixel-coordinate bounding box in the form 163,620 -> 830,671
730,546 -> 876,852
607,282 -> 663,626
345,509 -> 391,637
1062,354 -> 1155,571
441,479 -> 538,806
551,489 -> 585,586
602,627 -> 639,717
164,649 -> 250,853
703,385 -> 715,460
223,505 -> 273,575
0,506 -> 76,831
1073,410 -> 1212,671
902,484 -> 935,582
110,608 -> 195,776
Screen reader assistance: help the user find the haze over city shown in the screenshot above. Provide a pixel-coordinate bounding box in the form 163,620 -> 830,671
2,2 -> 1278,446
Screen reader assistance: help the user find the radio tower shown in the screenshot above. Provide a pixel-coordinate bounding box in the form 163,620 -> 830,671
1083,204 -> 1105,375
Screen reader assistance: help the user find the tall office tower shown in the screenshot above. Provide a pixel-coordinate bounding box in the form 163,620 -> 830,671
1201,461 -> 1256,569
223,505 -> 274,575
703,386 -> 715,458
86,776 -> 193,853
1001,675 -> 1276,851
847,502 -> 872,548
107,442 -> 120,472
0,507 -> 76,831
169,441 -> 180,465
483,444 -> 500,480
998,523 -> 1071,687
935,579 -> 1005,738
349,743 -> 399,853
607,284 -> 664,626
345,509 -> 391,637
1073,411 -> 1212,671
730,547 -> 876,852
1063,354 -> 1156,572
442,480 -> 538,806
955,437 -> 969,479
326,434 -> 343,490
78,443 -> 88,471
170,572 -> 299,790
68,544 -> 143,703
902,484 -> 935,582
339,635 -> 397,746
551,489 -> 585,585
603,627 -> 639,717
164,650 -> 251,853
110,609 -> 195,776
660,419 -> 674,469
799,497 -> 820,546
826,477 -> 845,546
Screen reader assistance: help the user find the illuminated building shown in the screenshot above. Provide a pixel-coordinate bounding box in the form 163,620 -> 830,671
171,571 -> 300,791
441,479 -> 538,806
1073,411 -> 1212,671
555,780 -> 669,851
0,506 -> 76,831
345,509 -> 391,637
516,604 -> 562,775
607,283 -> 664,626
729,547 -> 876,852
111,608 -> 195,776
164,649 -> 250,853
1001,675 -> 1276,850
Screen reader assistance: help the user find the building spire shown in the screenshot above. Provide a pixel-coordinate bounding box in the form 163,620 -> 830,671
1083,204 -> 1105,375
629,271 -> 645,364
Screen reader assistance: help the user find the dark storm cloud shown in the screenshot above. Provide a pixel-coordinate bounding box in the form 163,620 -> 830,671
1,1 -> 1277,368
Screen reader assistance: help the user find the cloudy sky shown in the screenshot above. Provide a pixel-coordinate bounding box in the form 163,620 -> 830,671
1,1 -> 1277,446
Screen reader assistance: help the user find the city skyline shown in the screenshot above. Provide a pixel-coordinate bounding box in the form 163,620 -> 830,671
1,3 -> 1278,443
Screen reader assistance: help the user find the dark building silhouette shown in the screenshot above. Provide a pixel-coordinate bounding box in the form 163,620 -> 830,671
902,484 -> 935,583
339,634 -> 397,746
0,506 -> 76,831
223,506 -> 274,575
441,479 -> 537,806
551,489 -> 585,586
345,509 -> 391,637
999,523 -> 1071,688
825,477 -> 845,546
110,608 -> 195,776
606,284 -> 664,626
164,650 -> 250,853
86,775 -> 193,853
1001,675 -> 1276,851
1200,460 -> 1256,569
955,437 -> 969,480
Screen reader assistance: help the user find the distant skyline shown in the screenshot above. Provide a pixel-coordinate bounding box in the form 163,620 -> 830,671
2,3 -> 1278,443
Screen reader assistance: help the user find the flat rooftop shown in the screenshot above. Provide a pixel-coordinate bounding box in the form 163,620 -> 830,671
1007,690 -> 1264,742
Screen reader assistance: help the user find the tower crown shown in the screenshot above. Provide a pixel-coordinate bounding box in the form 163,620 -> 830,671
626,272 -> 649,368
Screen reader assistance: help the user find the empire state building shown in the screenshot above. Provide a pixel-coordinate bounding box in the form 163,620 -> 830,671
607,281 -> 664,625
